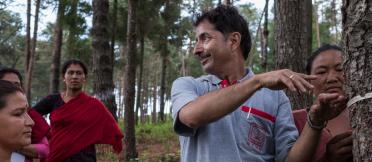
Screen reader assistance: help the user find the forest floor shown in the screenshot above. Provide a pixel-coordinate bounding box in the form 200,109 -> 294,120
96,119 -> 180,162
136,120 -> 180,162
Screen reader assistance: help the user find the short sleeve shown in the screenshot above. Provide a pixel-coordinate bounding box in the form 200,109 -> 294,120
274,91 -> 299,162
171,77 -> 200,136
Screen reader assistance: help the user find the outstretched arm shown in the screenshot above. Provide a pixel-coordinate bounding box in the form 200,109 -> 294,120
177,69 -> 316,129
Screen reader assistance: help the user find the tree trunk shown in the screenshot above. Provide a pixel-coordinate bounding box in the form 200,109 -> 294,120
24,0 -> 31,91
314,0 -> 321,47
331,0 -> 338,42
92,0 -> 118,120
66,0 -> 78,57
110,0 -> 117,62
159,42 -> 167,122
274,0 -> 313,110
25,0 -> 41,100
135,34 -> 144,125
141,67 -> 148,124
342,0 -> 372,161
152,75 -> 157,124
50,0 -> 65,94
260,0 -> 269,72
124,0 -> 138,160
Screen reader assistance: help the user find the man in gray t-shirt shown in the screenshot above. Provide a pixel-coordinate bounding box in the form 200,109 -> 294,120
171,5 -> 347,162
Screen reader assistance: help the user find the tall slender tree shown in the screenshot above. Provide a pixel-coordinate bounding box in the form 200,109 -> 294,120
92,0 -> 118,120
50,0 -> 65,93
342,0 -> 372,161
260,0 -> 269,72
24,0 -> 31,90
25,0 -> 41,99
274,0 -> 313,109
124,0 -> 138,160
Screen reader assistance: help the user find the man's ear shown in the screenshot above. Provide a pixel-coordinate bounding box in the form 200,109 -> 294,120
228,32 -> 241,51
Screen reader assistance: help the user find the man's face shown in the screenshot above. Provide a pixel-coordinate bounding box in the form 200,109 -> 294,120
310,50 -> 345,96
193,20 -> 233,75
1,73 -> 21,88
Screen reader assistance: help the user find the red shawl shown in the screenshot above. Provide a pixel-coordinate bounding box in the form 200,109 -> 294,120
28,108 -> 50,143
46,92 -> 123,162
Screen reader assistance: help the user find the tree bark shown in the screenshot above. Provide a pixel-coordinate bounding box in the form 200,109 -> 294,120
152,75 -> 157,124
66,0 -> 78,56
24,0 -> 31,90
274,0 -> 313,110
25,0 -> 41,100
124,0 -> 138,160
342,0 -> 372,161
314,0 -> 321,48
159,42 -> 167,122
260,0 -> 269,72
92,0 -> 118,120
135,34 -> 144,124
331,0 -> 339,42
110,0 -> 117,62
50,0 -> 65,94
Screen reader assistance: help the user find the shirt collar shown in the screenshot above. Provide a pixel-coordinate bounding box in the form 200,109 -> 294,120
207,68 -> 255,86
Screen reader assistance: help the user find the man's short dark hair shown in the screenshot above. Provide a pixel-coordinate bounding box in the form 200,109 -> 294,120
305,44 -> 343,74
61,59 -> 88,76
0,67 -> 23,86
193,5 -> 251,60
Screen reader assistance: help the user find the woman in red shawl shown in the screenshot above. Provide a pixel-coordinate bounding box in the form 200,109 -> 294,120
33,59 -> 123,162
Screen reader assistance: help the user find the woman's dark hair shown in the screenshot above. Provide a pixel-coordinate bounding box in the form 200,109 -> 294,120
193,5 -> 252,60
0,67 -> 23,86
61,59 -> 88,75
305,44 -> 343,74
0,80 -> 24,109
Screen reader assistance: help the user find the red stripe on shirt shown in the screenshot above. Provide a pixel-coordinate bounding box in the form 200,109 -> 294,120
241,106 -> 276,123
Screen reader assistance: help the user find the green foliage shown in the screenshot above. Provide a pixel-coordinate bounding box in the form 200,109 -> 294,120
0,9 -> 23,67
136,119 -> 175,144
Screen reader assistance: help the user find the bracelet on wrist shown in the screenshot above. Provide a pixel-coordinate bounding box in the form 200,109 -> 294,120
307,113 -> 327,130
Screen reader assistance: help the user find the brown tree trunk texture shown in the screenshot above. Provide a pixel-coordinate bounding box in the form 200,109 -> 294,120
25,0 -> 41,100
117,77 -> 122,118
92,0 -> 118,120
274,0 -> 313,110
342,0 -> 372,161
24,0 -> 31,91
247,1 -> 268,67
141,67 -> 148,124
159,42 -> 167,122
110,0 -> 117,63
124,0 -> 138,160
260,0 -> 269,72
135,34 -> 145,125
50,0 -> 65,94
331,0 -> 339,43
66,0 -> 78,56
152,74 -> 157,124
314,0 -> 321,48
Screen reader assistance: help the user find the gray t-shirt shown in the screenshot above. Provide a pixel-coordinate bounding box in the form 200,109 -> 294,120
171,70 -> 298,162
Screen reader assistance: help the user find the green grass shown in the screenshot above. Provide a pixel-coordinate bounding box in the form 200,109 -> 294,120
136,120 -> 175,144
